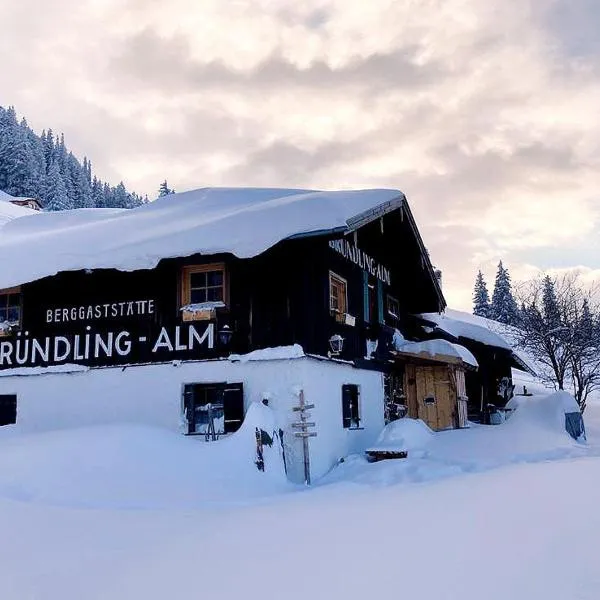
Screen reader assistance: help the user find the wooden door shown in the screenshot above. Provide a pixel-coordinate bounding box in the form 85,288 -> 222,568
405,365 -> 456,431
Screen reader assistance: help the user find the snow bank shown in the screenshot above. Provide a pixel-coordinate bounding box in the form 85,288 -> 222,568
0,401 -> 291,509
0,187 -> 403,289
368,418 -> 433,453
325,390 -> 587,487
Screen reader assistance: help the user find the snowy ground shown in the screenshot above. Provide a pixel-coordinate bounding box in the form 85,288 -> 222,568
1,395 -> 599,600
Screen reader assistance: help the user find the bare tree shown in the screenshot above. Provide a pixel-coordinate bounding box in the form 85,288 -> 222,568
515,273 -> 600,413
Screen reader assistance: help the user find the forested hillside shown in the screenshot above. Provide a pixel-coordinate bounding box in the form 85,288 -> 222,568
0,106 -> 145,210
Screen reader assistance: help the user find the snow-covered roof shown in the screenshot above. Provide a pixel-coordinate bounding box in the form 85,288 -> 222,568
0,190 -> 37,205
420,309 -> 537,374
420,309 -> 512,350
0,187 -> 405,289
393,328 -> 478,368
398,339 -> 479,368
0,198 -> 35,228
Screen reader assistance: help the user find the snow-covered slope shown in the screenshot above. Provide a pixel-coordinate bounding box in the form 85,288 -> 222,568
0,187 -> 403,289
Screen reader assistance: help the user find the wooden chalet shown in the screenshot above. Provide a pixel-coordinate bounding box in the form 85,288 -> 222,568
0,187 -> 513,480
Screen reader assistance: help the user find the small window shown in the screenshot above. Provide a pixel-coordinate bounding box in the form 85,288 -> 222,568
0,395 -> 16,426
181,264 -> 227,311
0,288 -> 21,333
330,272 -> 347,314
342,384 -> 361,429
387,295 -> 400,320
182,382 -> 243,438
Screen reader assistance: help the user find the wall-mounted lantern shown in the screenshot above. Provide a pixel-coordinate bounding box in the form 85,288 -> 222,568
329,334 -> 344,356
218,324 -> 233,347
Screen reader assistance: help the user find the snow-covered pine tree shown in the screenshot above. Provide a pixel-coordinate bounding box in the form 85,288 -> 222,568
78,163 -> 93,208
44,160 -> 72,211
472,270 -> 491,318
542,275 -> 561,330
65,152 -> 82,207
112,181 -> 130,208
490,261 -> 519,325
24,121 -> 47,199
158,180 -> 174,197
0,119 -> 33,197
0,104 -> 141,210
42,128 -> 54,171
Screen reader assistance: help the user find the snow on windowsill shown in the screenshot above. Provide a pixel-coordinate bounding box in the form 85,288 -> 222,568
180,302 -> 226,312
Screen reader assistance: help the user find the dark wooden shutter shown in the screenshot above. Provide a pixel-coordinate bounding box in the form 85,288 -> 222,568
342,384 -> 353,428
363,271 -> 370,322
0,395 -> 16,426
377,280 -> 385,324
182,385 -> 195,435
223,383 -> 244,433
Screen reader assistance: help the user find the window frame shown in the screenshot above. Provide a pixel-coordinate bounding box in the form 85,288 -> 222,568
0,287 -> 22,333
329,271 -> 348,315
386,294 -> 400,320
182,382 -> 243,438
180,263 -> 228,309
342,383 -> 362,430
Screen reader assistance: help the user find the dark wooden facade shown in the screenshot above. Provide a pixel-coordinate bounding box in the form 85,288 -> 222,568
0,205 -> 445,372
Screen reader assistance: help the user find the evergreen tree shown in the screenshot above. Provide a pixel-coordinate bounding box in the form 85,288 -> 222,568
112,181 -> 130,208
490,261 -> 519,325
542,275 -> 561,330
0,104 -> 141,210
91,176 -> 105,208
472,270 -> 491,318
44,160 -> 71,211
158,180 -> 174,197
1,120 -> 33,196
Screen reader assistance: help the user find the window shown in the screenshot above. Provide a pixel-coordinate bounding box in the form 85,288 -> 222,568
329,272 -> 347,314
0,288 -> 21,331
182,382 -> 243,438
0,395 -> 16,426
181,264 -> 227,308
387,295 -> 400,320
342,384 -> 361,429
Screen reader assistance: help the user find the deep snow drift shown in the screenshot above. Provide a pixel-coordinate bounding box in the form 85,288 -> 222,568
0,391 -> 597,600
324,391 -> 588,487
0,402 -> 290,509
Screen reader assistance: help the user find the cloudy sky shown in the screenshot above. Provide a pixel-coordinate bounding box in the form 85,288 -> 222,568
2,0 -> 599,309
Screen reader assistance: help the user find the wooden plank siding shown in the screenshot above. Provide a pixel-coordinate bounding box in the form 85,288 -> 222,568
0,206 -> 445,372
404,363 -> 459,431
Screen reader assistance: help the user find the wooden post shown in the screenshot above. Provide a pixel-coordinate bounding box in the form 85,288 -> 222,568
299,390 -> 311,485
292,390 -> 317,485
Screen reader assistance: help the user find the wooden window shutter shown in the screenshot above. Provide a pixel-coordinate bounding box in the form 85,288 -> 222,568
223,383 -> 244,434
0,395 -> 16,426
377,280 -> 385,324
182,385 -> 195,435
363,271 -> 370,322
342,384 -> 353,428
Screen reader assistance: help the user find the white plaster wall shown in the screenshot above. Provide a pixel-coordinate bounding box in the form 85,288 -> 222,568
0,357 -> 384,482
296,359 -> 384,481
